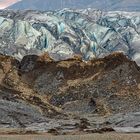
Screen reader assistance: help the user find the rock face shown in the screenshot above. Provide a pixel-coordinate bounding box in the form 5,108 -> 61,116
0,52 -> 140,133
8,0 -> 140,11
0,9 -> 140,65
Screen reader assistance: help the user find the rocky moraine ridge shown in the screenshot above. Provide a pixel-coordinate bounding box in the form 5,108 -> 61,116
0,52 -> 140,134
0,9 -> 140,135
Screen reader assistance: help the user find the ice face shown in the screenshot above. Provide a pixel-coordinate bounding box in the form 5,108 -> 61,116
0,9 -> 140,64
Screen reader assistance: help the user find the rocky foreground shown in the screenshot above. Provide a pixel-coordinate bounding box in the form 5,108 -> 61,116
0,52 -> 140,134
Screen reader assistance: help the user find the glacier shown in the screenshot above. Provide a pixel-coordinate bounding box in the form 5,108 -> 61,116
0,9 -> 140,64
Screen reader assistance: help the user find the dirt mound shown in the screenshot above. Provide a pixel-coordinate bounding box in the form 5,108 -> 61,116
0,52 -> 140,133
19,52 -> 140,114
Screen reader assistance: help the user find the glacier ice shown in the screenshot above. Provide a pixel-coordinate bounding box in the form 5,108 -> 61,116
0,9 -> 140,64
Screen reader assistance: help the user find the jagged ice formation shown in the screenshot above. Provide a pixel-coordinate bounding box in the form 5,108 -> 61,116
0,9 -> 140,64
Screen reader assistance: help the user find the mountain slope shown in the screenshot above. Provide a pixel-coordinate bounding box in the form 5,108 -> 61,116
8,0 -> 140,11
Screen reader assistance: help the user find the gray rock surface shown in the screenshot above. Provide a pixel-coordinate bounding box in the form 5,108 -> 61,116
108,112 -> 140,133
0,99 -> 47,128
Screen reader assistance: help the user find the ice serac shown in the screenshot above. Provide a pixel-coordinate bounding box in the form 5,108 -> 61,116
0,9 -> 140,64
